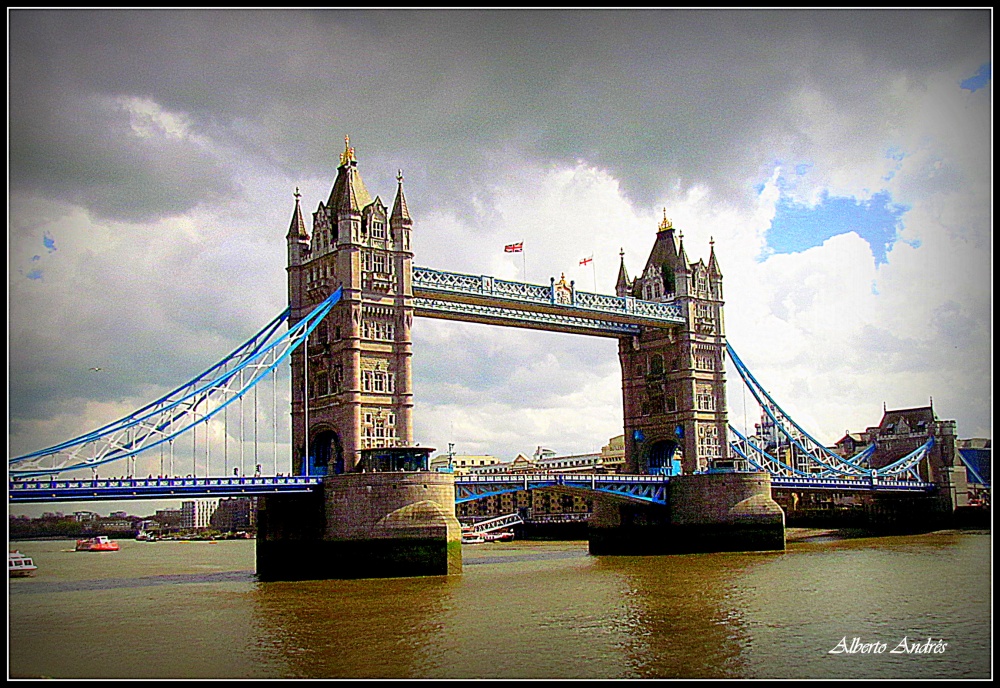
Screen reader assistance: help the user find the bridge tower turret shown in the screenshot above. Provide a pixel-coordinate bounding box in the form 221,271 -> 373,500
286,137 -> 415,476
620,211 -> 729,474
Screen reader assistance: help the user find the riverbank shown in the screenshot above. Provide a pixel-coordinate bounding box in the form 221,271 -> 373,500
786,526 -> 990,543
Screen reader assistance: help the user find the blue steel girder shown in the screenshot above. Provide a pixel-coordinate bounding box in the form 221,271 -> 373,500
413,298 -> 640,337
454,474 -> 670,505
770,476 -> 934,492
8,476 -> 323,503
412,266 -> 684,332
9,289 -> 342,478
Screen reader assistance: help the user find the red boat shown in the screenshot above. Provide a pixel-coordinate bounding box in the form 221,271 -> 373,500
75,536 -> 120,552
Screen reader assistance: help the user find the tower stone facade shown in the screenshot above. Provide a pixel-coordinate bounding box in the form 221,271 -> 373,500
618,212 -> 729,474
286,138 -> 414,475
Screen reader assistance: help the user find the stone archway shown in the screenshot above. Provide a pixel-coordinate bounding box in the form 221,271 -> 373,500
645,439 -> 679,475
309,429 -> 344,476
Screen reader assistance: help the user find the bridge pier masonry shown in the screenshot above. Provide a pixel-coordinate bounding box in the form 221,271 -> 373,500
589,472 -> 786,556
257,470 -> 462,582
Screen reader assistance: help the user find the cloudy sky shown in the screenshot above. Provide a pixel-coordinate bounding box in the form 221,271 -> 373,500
8,10 -> 992,515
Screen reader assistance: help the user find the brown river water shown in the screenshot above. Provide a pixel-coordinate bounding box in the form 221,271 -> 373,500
7,531 -> 991,679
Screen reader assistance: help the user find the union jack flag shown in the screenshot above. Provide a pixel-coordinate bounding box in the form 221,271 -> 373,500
504,242 -> 523,253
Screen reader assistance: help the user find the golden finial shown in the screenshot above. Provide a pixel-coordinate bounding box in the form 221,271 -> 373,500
397,169 -> 404,184
294,186 -> 301,201
658,207 -> 673,231
339,135 -> 356,166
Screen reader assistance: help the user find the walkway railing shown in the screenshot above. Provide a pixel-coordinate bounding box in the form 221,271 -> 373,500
8,475 -> 323,502
9,470 -> 934,504
413,266 -> 684,334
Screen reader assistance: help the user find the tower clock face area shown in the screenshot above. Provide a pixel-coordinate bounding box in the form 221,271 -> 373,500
286,140 -> 415,475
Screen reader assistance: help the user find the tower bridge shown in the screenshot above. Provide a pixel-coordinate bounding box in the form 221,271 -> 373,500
10,138 -> 975,580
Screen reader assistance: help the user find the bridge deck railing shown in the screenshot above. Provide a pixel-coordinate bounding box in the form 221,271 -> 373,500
413,266 -> 684,326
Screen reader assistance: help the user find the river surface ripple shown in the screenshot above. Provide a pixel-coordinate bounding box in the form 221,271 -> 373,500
8,531 -> 991,679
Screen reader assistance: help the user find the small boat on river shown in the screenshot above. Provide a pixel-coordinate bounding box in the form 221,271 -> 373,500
9,551 -> 38,577
483,530 -> 515,542
460,526 -> 485,544
75,536 -> 120,552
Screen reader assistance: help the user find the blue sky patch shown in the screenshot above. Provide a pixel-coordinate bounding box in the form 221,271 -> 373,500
26,270 -> 43,280
767,190 -> 909,265
960,63 -> 991,92
43,232 -> 57,253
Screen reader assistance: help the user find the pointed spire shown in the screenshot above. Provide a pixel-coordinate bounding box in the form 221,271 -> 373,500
391,168 -> 412,224
328,135 -> 372,214
286,186 -> 308,240
658,207 -> 673,233
615,248 -> 631,297
339,135 -> 357,167
708,236 -> 722,277
677,228 -> 689,269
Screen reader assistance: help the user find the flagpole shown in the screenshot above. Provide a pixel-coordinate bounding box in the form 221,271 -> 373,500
592,256 -> 597,292
523,248 -> 527,283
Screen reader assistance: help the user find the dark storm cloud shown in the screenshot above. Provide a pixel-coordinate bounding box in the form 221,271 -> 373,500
10,9 -> 990,223
9,94 -> 237,223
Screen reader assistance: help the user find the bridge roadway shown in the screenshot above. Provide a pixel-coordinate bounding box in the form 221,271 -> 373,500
8,473 -> 935,504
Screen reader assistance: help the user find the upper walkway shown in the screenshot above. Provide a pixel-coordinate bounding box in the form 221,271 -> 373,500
412,266 -> 684,336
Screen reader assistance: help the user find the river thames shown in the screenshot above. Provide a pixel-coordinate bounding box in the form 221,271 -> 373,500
8,531 -> 991,679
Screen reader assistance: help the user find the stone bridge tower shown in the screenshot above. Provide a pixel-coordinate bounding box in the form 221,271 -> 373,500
285,137 -> 414,475
618,211 -> 729,474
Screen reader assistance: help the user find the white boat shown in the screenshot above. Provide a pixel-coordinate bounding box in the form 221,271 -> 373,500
460,526 -> 485,544
9,550 -> 38,577
483,530 -> 515,542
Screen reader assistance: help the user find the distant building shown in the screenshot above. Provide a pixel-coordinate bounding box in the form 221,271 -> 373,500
210,498 -> 256,532
430,454 -> 501,475
155,508 -> 182,529
457,436 -> 627,520
74,511 -> 99,522
180,500 -> 218,530
137,519 -> 161,532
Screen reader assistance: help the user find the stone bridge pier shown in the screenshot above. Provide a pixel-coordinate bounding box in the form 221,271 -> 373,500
589,472 -> 785,555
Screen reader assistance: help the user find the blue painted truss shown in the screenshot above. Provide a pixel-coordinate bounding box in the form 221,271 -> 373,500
8,476 -> 323,503
9,289 -> 343,478
455,473 -> 672,505
413,297 -> 641,337
726,344 -> 934,482
413,266 -> 684,333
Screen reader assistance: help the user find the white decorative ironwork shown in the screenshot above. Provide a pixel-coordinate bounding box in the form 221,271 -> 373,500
10,289 -> 343,478
413,266 -> 684,326
413,298 -> 641,336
